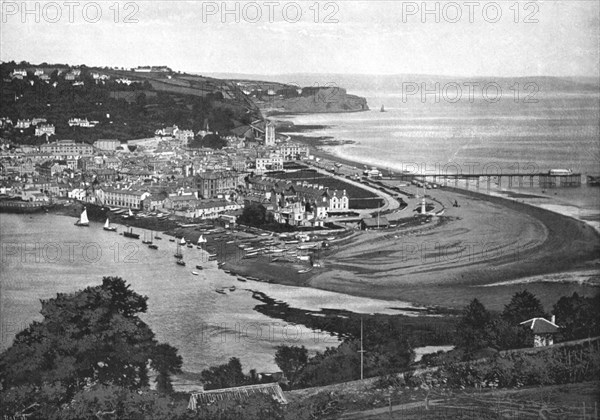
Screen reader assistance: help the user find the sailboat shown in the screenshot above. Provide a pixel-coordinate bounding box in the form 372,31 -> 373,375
148,232 -> 158,250
174,240 -> 183,259
142,231 -> 152,244
196,235 -> 207,249
123,208 -> 135,219
75,208 -> 89,227
380,105 -> 386,112
103,218 -> 117,231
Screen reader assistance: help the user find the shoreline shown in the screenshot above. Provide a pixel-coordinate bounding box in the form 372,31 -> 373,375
228,120 -> 600,310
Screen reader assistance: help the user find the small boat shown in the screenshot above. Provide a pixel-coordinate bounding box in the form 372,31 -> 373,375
179,237 -> 187,246
176,260 -> 186,266
154,235 -> 162,240
223,270 -> 231,274
148,244 -> 158,250
298,268 -> 313,274
103,218 -> 117,231
229,286 -> 236,292
169,238 -> 175,242
174,239 -> 184,258
75,208 -> 89,227
122,208 -> 135,219
142,231 -> 153,245
123,228 -> 140,239
191,271 -> 199,276
237,277 -> 247,282
215,289 -> 226,295
380,105 -> 385,112
196,265 -> 203,270
187,244 -> 193,248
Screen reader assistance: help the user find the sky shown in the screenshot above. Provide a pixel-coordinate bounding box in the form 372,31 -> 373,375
1,0 -> 599,77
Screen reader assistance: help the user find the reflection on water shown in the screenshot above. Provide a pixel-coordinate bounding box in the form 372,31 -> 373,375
1,214 -> 417,372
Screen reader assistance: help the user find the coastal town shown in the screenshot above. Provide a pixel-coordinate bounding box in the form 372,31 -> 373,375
1,55 -> 599,420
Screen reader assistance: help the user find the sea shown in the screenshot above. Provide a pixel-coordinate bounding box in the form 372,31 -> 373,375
281,88 -> 600,228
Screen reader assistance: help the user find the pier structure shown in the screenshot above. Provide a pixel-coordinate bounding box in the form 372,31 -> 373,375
388,172 -> 582,191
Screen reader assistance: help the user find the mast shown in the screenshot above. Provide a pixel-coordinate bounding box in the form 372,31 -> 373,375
359,318 -> 365,380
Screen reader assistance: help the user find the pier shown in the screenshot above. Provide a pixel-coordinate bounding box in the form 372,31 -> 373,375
385,172 -> 582,191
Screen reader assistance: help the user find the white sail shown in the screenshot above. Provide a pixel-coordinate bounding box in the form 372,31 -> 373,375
80,208 -> 89,225
104,218 -> 110,228
197,235 -> 206,244
128,208 -> 134,217
180,237 -> 186,245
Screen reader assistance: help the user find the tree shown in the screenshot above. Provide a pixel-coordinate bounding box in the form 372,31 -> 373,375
274,345 -> 308,387
238,203 -> 268,226
0,277 -> 182,405
502,290 -> 547,326
200,357 -> 248,390
455,299 -> 493,353
151,343 -> 183,394
553,292 -> 600,341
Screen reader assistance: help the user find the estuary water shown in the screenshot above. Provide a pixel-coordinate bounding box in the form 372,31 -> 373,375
0,213 -> 420,373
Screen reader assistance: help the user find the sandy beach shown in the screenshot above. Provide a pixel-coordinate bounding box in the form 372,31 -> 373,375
225,126 -> 600,311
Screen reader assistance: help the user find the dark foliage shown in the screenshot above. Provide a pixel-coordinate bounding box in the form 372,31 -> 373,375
553,292 -> 600,340
0,277 -> 182,417
199,357 -> 248,390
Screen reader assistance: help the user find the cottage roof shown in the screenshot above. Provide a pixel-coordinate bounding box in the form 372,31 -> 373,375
519,318 -> 559,334
188,383 -> 286,410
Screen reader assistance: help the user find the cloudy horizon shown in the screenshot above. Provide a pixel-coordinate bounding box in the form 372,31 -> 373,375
1,1 -> 598,78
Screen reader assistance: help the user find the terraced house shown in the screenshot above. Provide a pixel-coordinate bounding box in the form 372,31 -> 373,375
39,140 -> 95,159
96,187 -> 150,209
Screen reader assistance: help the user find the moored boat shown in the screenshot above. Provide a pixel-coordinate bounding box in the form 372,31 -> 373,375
123,227 -> 140,239
74,208 -> 89,227
142,231 -> 153,244
103,218 -> 117,231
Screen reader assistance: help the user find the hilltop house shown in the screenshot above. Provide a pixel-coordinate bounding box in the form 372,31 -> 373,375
520,316 -> 560,347
35,124 -> 55,137
16,119 -> 32,129
156,125 -> 179,138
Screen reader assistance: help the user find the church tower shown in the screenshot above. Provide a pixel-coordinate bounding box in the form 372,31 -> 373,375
265,120 -> 276,147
